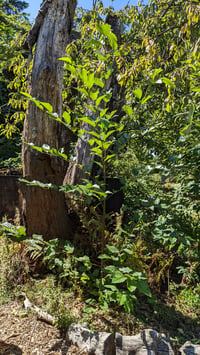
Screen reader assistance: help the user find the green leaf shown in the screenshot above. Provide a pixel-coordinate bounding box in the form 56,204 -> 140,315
76,87 -> 89,96
59,56 -> 72,63
96,93 -> 111,106
141,95 -> 151,105
40,101 -> 53,113
103,265 -> 116,273
136,279 -> 152,297
63,111 -> 71,124
111,271 -> 127,284
94,78 -> 104,88
119,267 -> 132,273
161,77 -> 175,89
127,279 -> 137,293
123,248 -> 133,255
96,23 -> 118,51
64,63 -> 77,76
104,284 -> 118,291
90,90 -> 99,101
98,254 -> 111,259
83,307 -> 96,314
124,106 -> 133,116
134,88 -> 142,99
79,116 -> 96,127
106,245 -> 119,254
191,87 -> 200,92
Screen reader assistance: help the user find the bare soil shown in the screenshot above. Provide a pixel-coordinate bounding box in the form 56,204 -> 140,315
0,302 -> 87,355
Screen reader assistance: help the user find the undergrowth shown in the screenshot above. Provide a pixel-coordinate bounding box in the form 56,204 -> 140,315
0,223 -> 200,346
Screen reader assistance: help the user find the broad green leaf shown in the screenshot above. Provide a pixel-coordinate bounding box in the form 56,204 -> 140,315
127,279 -> 137,292
119,267 -> 132,273
136,280 -> 152,297
64,63 -> 77,76
94,78 -> 104,88
91,147 -> 102,155
40,102 -> 53,113
124,106 -> 133,116
123,248 -> 133,255
96,23 -> 118,51
83,307 -> 96,314
106,245 -> 119,254
90,90 -> 99,101
103,265 -> 116,272
134,88 -> 142,99
63,111 -> 71,124
79,116 -> 96,127
76,87 -> 89,96
111,271 -> 127,284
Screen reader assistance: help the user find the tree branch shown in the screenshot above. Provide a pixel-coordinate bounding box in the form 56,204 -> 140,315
22,0 -> 53,50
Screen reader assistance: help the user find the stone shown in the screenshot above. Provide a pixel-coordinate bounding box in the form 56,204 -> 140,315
116,329 -> 174,355
179,341 -> 200,355
67,322 -> 115,355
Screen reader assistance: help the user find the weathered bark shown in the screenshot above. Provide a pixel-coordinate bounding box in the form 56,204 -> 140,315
22,0 -> 76,239
63,15 -> 122,186
63,108 -> 96,185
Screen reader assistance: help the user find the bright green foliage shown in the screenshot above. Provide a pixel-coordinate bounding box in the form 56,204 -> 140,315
1,0 -> 200,313
0,0 -> 30,162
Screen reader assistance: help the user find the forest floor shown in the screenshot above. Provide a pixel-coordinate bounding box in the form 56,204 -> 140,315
0,292 -> 200,355
0,301 -> 88,355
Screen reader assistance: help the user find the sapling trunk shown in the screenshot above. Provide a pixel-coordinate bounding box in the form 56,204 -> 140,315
100,147 -> 107,276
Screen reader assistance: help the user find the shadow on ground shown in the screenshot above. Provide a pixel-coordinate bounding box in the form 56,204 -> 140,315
0,341 -> 22,355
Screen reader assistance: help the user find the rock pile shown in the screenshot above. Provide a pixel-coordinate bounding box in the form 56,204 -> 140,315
67,323 -> 200,355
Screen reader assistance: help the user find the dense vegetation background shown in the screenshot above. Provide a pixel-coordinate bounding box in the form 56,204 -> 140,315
0,0 -> 200,345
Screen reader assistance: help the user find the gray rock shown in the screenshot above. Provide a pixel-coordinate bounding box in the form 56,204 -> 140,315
116,329 -> 174,355
67,322 -> 115,354
179,341 -> 200,355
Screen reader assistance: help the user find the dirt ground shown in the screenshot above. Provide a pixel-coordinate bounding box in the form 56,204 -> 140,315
0,301 -> 88,355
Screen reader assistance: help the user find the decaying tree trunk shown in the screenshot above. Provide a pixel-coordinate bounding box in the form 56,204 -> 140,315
63,14 -> 122,186
22,0 -> 76,239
